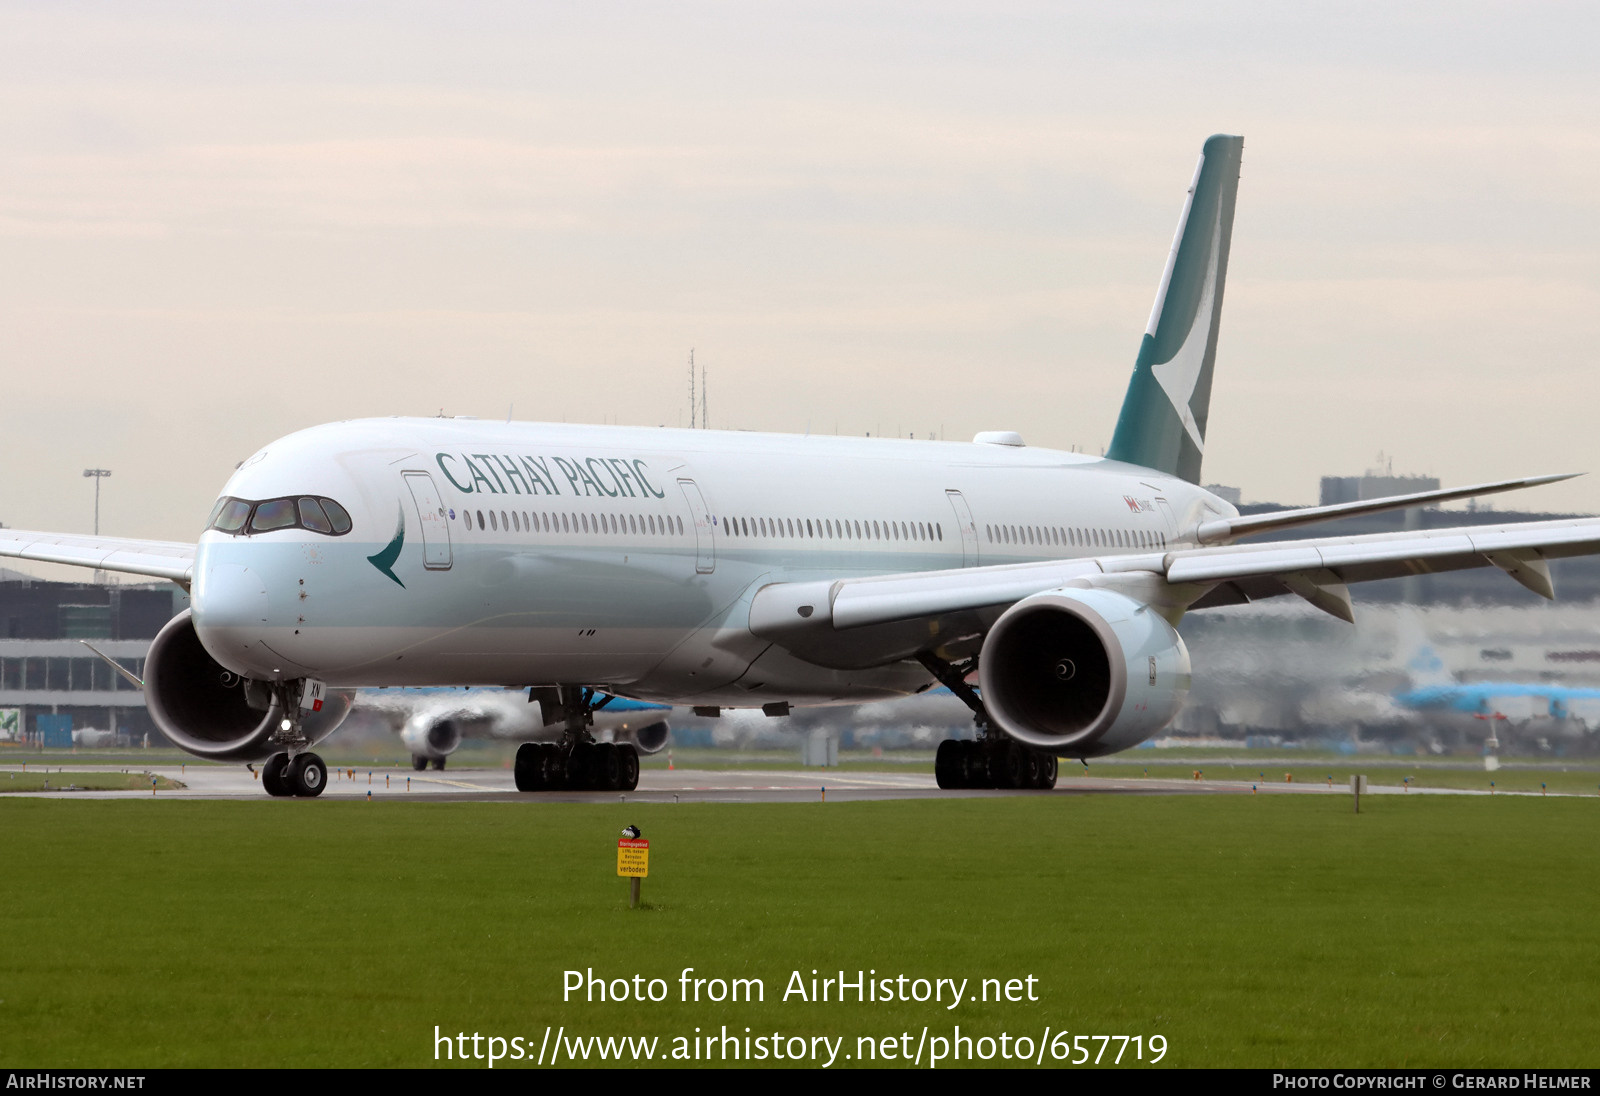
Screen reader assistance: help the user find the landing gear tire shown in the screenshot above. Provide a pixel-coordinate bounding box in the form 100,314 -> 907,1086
431,757 -> 446,771
514,742 -> 544,792
935,738 -> 1058,790
566,742 -> 595,788
960,741 -> 990,788
539,744 -> 567,789
412,755 -> 428,772
262,752 -> 291,797
287,753 -> 327,798
618,744 -> 640,791
935,740 -> 960,789
597,743 -> 622,791
1021,749 -> 1044,789
988,741 -> 1027,789
1035,753 -> 1058,790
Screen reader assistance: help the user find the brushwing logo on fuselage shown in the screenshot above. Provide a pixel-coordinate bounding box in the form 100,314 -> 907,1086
367,507 -> 407,589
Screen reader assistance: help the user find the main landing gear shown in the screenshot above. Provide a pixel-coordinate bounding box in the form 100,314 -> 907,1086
514,685 -> 641,792
917,652 -> 1060,791
514,740 -> 640,792
411,755 -> 447,772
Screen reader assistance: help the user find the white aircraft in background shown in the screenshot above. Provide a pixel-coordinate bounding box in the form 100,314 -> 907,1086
357,687 -> 671,771
6,133 -> 1600,798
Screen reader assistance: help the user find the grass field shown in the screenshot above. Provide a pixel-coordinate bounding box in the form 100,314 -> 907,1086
3,793 -> 1598,1068
0,771 -> 184,793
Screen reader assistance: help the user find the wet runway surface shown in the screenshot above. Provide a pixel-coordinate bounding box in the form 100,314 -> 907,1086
0,762 -> 1541,802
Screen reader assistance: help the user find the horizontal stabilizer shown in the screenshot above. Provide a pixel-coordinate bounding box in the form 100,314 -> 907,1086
1195,473 -> 1579,545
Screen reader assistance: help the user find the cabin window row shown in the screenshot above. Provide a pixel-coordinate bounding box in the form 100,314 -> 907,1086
719,516 -> 942,544
461,508 -> 685,539
986,523 -> 1165,550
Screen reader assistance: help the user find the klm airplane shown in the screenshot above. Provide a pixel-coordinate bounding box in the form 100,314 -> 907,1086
357,686 -> 670,772
5,135 -> 1598,797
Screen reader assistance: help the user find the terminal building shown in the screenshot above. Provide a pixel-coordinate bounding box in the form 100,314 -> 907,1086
0,568 -> 185,746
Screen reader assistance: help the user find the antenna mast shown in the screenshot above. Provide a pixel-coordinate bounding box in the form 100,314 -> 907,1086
701,360 -> 708,430
688,348 -> 696,430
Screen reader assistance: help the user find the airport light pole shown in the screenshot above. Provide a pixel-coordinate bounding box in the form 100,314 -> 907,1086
83,468 -> 111,536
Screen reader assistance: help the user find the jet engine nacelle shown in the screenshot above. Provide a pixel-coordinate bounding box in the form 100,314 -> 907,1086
624,720 -> 671,755
400,715 -> 463,760
978,588 -> 1190,758
145,609 -> 354,762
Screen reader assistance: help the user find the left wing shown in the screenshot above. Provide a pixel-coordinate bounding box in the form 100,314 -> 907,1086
750,516 -> 1600,655
0,529 -> 196,587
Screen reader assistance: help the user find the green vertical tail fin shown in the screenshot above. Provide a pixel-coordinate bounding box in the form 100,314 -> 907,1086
1106,134 -> 1243,483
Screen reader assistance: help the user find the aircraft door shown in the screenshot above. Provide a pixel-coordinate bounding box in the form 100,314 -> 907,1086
945,489 -> 979,567
403,471 -> 453,570
677,478 -> 715,574
1155,498 -> 1179,541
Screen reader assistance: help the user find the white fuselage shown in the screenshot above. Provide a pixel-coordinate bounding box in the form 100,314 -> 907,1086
191,418 -> 1231,706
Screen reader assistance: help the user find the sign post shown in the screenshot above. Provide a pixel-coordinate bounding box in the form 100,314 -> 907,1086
617,838 -> 649,908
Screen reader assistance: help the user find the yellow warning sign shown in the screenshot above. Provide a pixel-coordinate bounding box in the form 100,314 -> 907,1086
617,838 -> 649,877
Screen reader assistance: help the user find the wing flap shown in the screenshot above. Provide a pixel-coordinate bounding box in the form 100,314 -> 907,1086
0,529 -> 195,585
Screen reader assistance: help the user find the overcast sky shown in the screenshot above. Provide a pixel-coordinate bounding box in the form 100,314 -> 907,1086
3,1 -> 1598,552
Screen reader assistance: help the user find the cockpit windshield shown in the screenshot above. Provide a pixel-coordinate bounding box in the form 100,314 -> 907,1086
207,496 -> 354,537
211,498 -> 253,533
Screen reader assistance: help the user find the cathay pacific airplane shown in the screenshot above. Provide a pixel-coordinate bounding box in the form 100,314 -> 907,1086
6,134 -> 1600,798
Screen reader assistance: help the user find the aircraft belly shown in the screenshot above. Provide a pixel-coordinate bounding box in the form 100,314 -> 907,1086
277,626 -> 682,686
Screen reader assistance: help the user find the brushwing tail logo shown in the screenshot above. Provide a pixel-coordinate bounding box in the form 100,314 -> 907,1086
1149,216 -> 1222,454
367,508 -> 407,589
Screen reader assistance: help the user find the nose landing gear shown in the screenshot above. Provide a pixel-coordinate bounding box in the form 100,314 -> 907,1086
259,679 -> 329,798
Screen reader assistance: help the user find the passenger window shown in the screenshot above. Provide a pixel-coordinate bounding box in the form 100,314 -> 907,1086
320,499 -> 353,535
213,499 -> 252,533
250,499 -> 298,533
298,498 -> 334,533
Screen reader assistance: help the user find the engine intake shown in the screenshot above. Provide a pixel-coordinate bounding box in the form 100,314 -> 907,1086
978,588 -> 1190,758
626,720 -> 671,755
401,716 -> 463,759
145,610 -> 354,761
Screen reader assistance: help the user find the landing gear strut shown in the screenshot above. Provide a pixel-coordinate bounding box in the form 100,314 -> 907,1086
514,686 -> 640,793
917,652 -> 1059,790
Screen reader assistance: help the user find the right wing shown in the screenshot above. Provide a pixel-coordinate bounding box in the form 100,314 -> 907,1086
0,529 -> 196,586
749,516 -> 1600,666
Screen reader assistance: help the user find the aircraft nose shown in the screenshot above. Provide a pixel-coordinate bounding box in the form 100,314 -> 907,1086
193,563 -> 272,672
